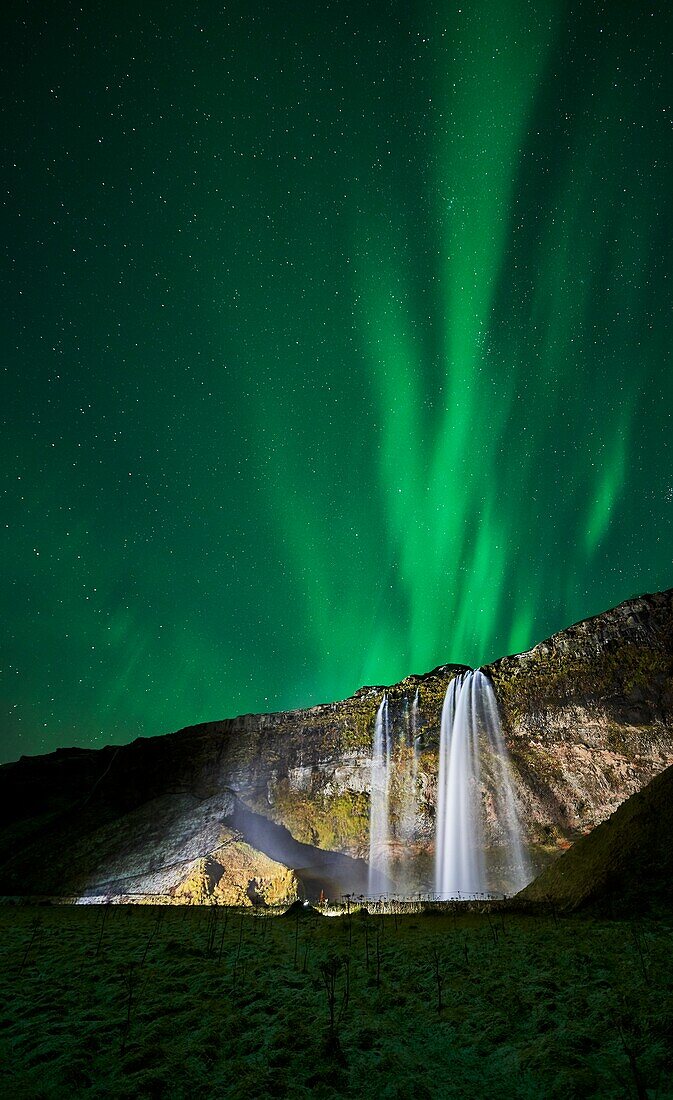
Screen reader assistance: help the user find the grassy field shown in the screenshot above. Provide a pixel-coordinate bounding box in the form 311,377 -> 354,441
1,902 -> 672,1098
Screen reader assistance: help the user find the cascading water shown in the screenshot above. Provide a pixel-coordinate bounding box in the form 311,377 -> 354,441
368,693 -> 391,893
411,686 -> 420,758
435,670 -> 532,899
399,688 -> 421,842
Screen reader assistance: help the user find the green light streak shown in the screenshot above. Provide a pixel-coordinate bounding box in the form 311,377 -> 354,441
2,2 -> 672,760
353,3 -> 561,672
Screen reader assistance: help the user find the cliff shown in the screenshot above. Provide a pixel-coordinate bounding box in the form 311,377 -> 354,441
0,588 -> 671,902
516,760 -> 673,913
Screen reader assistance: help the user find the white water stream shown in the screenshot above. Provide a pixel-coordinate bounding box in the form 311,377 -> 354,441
435,670 -> 531,899
368,693 -> 391,893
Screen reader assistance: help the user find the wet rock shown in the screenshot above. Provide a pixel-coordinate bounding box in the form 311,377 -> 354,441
0,589 -> 671,900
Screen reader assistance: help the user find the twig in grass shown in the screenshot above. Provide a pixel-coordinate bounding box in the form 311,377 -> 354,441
614,1014 -> 647,1100
139,908 -> 165,968
375,920 -> 383,987
545,893 -> 559,929
302,916 -> 317,974
293,906 -> 300,969
17,919 -> 41,977
486,910 -> 499,946
217,907 -> 229,963
233,913 -> 245,990
630,922 -> 649,984
205,905 -> 219,957
342,896 -> 353,948
120,961 -> 138,1055
95,901 -> 111,958
319,954 -> 350,1040
430,944 -> 444,1013
363,914 -> 370,971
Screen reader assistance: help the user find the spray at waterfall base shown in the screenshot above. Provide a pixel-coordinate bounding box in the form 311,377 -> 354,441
367,670 -> 533,901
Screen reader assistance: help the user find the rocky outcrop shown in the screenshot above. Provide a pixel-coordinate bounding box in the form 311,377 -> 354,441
488,588 -> 673,856
173,845 -> 299,907
0,588 -> 671,901
516,761 -> 673,913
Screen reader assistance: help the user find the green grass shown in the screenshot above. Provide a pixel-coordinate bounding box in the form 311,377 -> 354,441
1,904 -> 672,1098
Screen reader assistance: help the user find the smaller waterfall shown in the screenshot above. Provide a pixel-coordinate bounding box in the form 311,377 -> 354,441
411,686 -> 420,760
399,688 -> 421,842
435,670 -> 531,899
368,694 -> 391,893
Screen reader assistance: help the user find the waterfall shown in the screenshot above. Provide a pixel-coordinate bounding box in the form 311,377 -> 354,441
399,688 -> 421,843
410,687 -> 421,816
408,686 -> 420,758
368,693 -> 391,893
435,670 -> 531,899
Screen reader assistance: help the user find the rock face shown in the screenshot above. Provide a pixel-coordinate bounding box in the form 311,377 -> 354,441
0,589 -> 671,902
173,845 -> 299,908
489,588 -> 673,854
516,761 -> 673,913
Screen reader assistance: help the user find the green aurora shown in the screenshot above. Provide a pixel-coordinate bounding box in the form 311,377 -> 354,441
2,1 -> 672,761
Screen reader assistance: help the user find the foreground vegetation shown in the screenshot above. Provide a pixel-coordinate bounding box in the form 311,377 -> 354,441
1,903 -> 672,1098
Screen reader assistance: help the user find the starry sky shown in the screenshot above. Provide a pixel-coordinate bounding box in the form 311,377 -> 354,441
2,1 -> 672,763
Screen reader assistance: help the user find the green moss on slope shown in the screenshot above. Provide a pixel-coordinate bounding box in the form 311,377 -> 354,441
518,762 -> 673,912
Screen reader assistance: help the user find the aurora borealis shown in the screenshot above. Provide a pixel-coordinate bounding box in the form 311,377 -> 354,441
2,2 -> 672,762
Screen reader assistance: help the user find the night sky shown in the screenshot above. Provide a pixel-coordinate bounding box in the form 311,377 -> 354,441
2,1 -> 672,763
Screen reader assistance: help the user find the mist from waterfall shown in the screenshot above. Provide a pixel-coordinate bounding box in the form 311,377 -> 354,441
368,693 -> 391,893
435,670 -> 531,899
